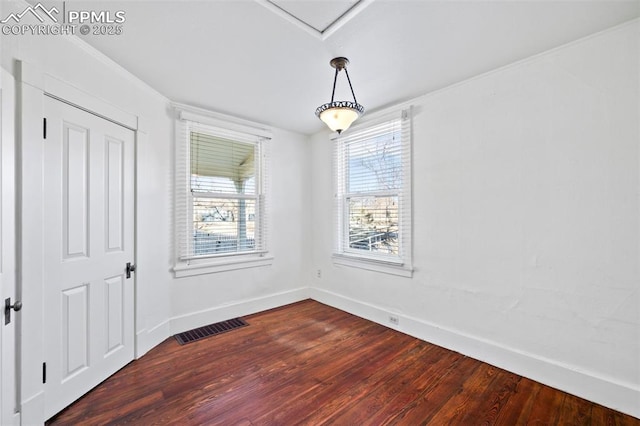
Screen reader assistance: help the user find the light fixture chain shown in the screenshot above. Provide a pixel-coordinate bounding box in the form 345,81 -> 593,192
330,67 -> 339,103
344,68 -> 358,104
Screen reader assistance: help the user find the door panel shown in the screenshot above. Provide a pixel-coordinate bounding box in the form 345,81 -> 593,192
106,138 -> 125,252
105,275 -> 125,354
62,285 -> 89,380
62,122 -> 90,260
43,96 -> 134,419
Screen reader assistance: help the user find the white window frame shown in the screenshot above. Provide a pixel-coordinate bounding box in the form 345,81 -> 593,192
173,105 -> 273,277
332,107 -> 413,277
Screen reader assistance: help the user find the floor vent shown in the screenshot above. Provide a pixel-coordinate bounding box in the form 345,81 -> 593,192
174,318 -> 248,345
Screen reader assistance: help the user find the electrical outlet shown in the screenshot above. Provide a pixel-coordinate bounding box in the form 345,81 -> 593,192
316,269 -> 322,278
389,315 -> 399,326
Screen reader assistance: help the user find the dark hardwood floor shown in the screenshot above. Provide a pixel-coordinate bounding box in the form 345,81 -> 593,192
47,299 -> 639,425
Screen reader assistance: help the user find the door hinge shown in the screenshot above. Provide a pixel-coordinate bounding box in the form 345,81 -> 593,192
43,362 -> 46,384
43,117 -> 47,139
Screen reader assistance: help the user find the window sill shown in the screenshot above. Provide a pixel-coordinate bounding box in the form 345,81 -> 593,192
174,254 -> 274,278
332,254 -> 413,278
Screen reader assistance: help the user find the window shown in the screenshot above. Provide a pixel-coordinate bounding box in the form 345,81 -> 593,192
174,109 -> 271,276
333,108 -> 412,276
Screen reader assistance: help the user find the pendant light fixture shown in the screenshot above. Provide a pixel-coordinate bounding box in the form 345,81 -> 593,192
315,57 -> 365,134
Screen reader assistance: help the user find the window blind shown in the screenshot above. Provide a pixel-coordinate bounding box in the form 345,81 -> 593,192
176,117 -> 269,261
334,108 -> 412,266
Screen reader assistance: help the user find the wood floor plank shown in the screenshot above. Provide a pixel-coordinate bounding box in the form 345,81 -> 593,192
383,355 -> 482,425
457,367 -> 521,425
256,330 -> 416,424
286,334 -> 422,425
522,381 -> 565,425
201,324 -> 395,424
310,340 -> 437,425
427,362 -> 504,424
117,302 -> 374,425
494,377 -> 542,424
161,308 -> 363,400
361,348 -> 463,426
557,393 -> 593,425
46,299 -> 640,426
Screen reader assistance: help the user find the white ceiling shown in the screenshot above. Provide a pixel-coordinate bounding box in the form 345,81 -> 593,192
74,0 -> 639,135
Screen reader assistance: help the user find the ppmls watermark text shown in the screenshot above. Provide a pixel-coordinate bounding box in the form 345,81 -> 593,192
1,2 -> 126,36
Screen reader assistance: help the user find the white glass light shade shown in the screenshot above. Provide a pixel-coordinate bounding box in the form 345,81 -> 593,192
315,101 -> 365,134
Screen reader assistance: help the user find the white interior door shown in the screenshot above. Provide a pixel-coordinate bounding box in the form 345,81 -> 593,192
43,96 -> 135,419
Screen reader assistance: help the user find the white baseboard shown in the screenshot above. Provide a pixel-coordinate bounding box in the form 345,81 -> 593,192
169,287 -> 309,335
20,390 -> 44,426
309,287 -> 640,419
135,320 -> 170,359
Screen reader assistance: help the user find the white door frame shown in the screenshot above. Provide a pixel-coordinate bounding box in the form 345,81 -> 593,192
1,67 -> 20,426
17,61 -> 146,425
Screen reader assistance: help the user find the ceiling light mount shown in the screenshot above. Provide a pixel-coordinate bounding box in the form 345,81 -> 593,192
315,56 -> 365,134
329,56 -> 349,70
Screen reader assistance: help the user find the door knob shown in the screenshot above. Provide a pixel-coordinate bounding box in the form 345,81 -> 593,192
4,298 -> 22,325
126,262 -> 136,279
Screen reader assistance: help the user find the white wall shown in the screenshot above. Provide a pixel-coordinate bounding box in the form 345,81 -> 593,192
310,20 -> 639,417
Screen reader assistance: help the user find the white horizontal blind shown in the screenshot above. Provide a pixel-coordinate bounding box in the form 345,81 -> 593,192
176,118 -> 269,260
334,108 -> 412,266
